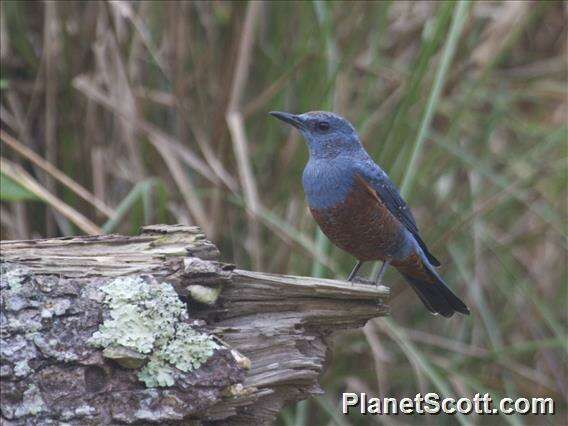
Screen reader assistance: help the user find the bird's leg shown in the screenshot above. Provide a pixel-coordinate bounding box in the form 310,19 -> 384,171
373,260 -> 390,286
347,261 -> 363,282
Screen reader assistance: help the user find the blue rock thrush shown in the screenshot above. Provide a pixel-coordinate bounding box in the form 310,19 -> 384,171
270,110 -> 469,317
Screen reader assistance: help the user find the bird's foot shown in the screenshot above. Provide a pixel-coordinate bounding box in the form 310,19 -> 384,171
373,260 -> 390,286
347,261 -> 363,283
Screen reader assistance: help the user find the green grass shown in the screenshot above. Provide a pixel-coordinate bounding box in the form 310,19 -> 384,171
1,1 -> 566,424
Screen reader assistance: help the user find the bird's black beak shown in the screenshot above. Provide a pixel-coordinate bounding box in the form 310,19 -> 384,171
269,111 -> 305,130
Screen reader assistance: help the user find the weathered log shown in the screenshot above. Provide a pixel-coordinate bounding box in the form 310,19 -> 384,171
0,225 -> 389,425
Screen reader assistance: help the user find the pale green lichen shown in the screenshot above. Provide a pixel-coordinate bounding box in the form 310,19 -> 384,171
0,267 -> 26,292
14,384 -> 45,418
89,276 -> 219,388
14,359 -> 32,378
137,356 -> 176,387
60,404 -> 96,421
162,322 -> 218,371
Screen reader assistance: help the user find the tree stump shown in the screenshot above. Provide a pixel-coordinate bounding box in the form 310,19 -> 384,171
0,225 -> 389,425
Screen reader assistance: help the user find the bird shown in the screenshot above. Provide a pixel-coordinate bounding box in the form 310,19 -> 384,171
269,110 -> 469,318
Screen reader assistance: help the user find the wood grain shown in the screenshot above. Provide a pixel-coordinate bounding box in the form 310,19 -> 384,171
0,225 -> 388,424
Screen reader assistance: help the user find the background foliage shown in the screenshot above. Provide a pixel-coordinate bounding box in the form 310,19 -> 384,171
1,1 -> 566,424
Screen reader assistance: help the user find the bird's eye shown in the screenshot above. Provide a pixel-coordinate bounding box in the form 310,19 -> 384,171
317,121 -> 330,131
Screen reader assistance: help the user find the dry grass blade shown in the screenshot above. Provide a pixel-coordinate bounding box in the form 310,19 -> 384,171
43,1 -> 59,234
227,2 -> 262,113
0,130 -> 115,218
153,141 -> 212,237
73,75 -> 222,187
362,322 -> 391,398
361,83 -> 405,142
108,1 -> 170,79
74,74 -> 333,267
73,73 -> 222,233
396,326 -> 557,391
1,158 -> 101,235
400,0 -> 469,197
226,112 -> 261,215
242,56 -> 310,118
227,111 -> 262,268
472,2 -> 530,70
183,116 -> 239,194
93,4 -> 143,179
226,2 -> 264,268
0,1 -> 8,61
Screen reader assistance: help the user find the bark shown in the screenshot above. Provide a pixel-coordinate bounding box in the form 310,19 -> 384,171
0,224 -> 389,425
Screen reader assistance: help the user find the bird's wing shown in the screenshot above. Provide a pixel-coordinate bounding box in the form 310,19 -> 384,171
356,162 -> 441,267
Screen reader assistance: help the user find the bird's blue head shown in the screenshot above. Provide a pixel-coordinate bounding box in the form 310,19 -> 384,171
269,111 -> 363,160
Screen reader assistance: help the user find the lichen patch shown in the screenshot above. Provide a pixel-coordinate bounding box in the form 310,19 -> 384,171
89,276 -> 219,388
14,384 -> 45,418
0,266 -> 27,292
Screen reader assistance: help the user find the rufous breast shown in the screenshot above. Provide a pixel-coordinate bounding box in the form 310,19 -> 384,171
310,175 -> 408,261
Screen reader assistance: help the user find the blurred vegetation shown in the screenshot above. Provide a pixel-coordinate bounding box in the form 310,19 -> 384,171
1,1 -> 566,424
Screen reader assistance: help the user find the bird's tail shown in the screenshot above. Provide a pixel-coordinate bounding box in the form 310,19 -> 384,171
395,256 -> 469,318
